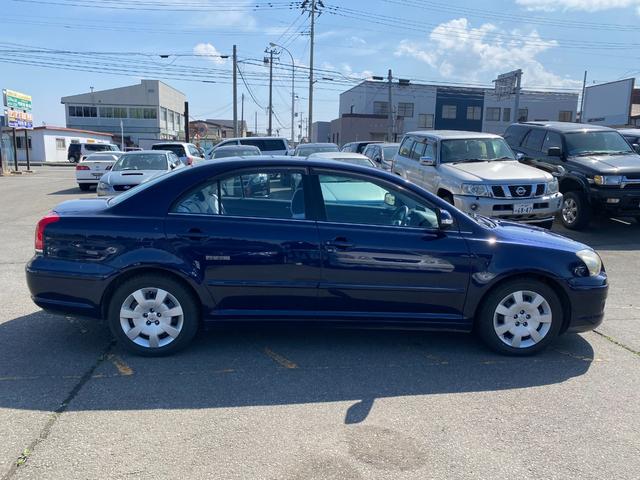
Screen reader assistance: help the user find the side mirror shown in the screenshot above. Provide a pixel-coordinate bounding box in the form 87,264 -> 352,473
516,152 -> 525,161
633,144 -> 640,154
438,209 -> 454,229
420,156 -> 435,166
547,147 -> 563,158
384,192 -> 396,206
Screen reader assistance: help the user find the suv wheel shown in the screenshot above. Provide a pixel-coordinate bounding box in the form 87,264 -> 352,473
107,275 -> 199,356
68,155 -> 79,164
477,279 -> 562,355
560,191 -> 591,230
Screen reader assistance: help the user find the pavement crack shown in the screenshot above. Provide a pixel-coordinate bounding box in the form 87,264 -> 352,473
1,340 -> 115,480
594,330 -> 640,358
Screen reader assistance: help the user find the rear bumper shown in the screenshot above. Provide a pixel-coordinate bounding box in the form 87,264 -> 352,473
589,187 -> 640,215
454,193 -> 563,224
564,274 -> 608,333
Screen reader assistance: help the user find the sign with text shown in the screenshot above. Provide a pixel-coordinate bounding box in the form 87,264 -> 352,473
3,89 -> 32,111
5,109 -> 33,128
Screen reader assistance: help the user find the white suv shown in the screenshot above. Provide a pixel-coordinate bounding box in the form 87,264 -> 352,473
393,131 -> 563,228
213,137 -> 290,156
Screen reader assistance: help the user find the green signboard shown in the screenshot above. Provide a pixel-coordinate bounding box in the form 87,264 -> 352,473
3,89 -> 32,111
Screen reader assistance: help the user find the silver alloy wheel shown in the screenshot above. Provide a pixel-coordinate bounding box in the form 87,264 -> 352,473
119,287 -> 184,349
493,290 -> 553,349
562,198 -> 578,225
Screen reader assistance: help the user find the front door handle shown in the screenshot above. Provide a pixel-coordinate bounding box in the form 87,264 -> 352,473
178,228 -> 208,241
325,237 -> 354,249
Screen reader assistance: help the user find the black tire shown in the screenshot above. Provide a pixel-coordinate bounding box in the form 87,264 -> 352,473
560,190 -> 591,230
78,183 -> 91,191
107,274 -> 199,356
476,279 -> 563,356
69,155 -> 79,164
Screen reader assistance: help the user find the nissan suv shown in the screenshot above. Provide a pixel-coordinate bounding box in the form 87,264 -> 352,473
505,122 -> 640,229
393,131 -> 562,228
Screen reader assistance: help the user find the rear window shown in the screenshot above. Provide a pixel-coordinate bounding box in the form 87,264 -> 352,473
240,139 -> 287,152
503,125 -> 530,148
85,144 -> 115,152
152,144 -> 186,156
113,153 -> 168,171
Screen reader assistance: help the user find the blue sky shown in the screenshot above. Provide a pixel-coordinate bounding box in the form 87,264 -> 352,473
2,0 -> 639,134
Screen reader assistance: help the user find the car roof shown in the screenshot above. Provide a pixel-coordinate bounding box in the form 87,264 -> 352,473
518,121 -> 613,133
152,142 -> 192,147
296,143 -> 338,148
123,150 -> 171,155
214,145 -> 260,150
618,128 -> 640,135
309,152 -> 369,159
223,136 -> 288,142
406,130 -> 501,140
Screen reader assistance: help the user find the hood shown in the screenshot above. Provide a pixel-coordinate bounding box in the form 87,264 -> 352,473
569,153 -> 640,175
53,198 -> 110,215
491,219 -> 588,253
101,170 -> 166,185
441,160 -> 551,183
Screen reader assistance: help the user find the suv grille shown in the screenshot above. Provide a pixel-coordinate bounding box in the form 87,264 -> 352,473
491,184 -> 545,198
508,185 -> 533,197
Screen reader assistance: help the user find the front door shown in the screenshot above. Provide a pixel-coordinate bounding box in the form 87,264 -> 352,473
312,170 -> 471,324
165,167 -> 322,315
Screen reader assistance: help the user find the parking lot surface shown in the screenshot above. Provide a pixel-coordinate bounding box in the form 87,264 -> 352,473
1,166 -> 639,480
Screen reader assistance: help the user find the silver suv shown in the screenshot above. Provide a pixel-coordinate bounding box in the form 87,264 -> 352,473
393,131 -> 563,228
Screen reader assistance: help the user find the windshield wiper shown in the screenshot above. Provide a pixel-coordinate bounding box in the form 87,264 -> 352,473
487,156 -> 514,161
450,159 -> 488,164
574,151 -> 609,157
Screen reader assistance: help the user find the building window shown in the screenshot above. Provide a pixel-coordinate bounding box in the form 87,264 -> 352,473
129,108 -> 144,119
176,114 -> 182,130
559,110 -> 572,122
397,102 -> 414,118
161,107 -> 168,123
100,107 -> 113,118
467,106 -> 482,121
518,108 -> 528,122
418,114 -> 434,129
56,138 -> 66,150
485,107 -> 501,121
503,108 -> 511,122
113,107 -> 128,118
83,106 -> 97,117
442,105 -> 457,119
69,106 -> 83,117
373,101 -> 389,115
144,108 -> 157,119
169,111 -> 175,130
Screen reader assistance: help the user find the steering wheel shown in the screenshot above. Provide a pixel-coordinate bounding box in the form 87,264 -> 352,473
391,205 -> 409,226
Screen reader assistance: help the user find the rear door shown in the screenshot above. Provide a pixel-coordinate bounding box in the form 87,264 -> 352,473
165,166 -> 322,314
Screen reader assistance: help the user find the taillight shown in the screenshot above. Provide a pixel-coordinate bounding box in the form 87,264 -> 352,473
76,165 -> 90,170
35,212 -> 60,253
187,156 -> 193,166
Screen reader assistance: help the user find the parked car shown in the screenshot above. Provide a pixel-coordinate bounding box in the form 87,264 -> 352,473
293,143 -> 339,157
617,128 -> 640,151
96,151 -> 183,196
363,143 -> 400,171
75,152 -> 123,191
151,142 -> 204,166
214,137 -> 290,156
67,142 -> 119,163
505,122 -> 640,229
308,151 -> 376,167
124,147 -> 143,152
27,156 -> 607,357
341,140 -> 383,154
393,131 -> 562,229
209,145 -> 261,159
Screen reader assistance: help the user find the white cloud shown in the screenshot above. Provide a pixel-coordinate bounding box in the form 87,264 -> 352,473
320,62 -> 373,82
193,43 -> 227,65
516,0 -> 639,12
395,18 -> 581,89
190,0 -> 257,30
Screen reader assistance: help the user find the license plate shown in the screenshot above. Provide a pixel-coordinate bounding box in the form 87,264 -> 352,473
92,173 -> 103,177
513,203 -> 534,214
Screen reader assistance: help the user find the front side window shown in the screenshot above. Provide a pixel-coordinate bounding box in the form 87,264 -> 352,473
523,129 -> 546,151
442,105 -> 457,119
318,173 -> 439,229
440,138 -> 515,163
172,170 -> 305,219
542,132 -> 563,154
410,140 -> 427,161
467,106 -> 482,121
486,107 -> 501,121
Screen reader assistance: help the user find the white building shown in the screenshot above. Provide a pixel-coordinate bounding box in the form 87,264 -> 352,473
60,80 -> 186,147
14,126 -> 114,164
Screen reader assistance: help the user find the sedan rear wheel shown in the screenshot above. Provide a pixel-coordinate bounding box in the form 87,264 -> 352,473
108,275 -> 199,356
477,279 -> 562,355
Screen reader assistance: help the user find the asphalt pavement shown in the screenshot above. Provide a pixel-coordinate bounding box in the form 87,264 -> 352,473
0,166 -> 638,480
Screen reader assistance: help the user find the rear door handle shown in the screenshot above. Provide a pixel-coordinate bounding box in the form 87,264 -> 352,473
325,237 -> 354,249
178,228 -> 208,241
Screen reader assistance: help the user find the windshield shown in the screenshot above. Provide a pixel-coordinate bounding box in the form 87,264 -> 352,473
565,131 -> 634,156
440,138 -> 515,163
112,153 -> 168,171
296,145 -> 339,156
84,153 -> 122,162
383,146 -> 399,158
212,148 -> 260,159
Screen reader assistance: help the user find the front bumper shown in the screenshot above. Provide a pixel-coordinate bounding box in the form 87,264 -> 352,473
564,273 -> 608,333
454,192 -> 563,224
589,187 -> 640,216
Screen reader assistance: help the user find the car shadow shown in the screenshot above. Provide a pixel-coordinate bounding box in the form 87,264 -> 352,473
0,311 -> 595,423
48,187 -> 95,195
552,215 -> 639,251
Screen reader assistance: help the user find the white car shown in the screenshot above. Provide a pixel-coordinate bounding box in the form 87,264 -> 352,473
213,137 -> 291,156
75,152 -> 123,191
151,142 -> 205,166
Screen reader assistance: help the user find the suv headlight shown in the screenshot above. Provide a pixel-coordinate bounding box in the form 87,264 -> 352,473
461,183 -> 491,197
98,182 -> 109,190
547,178 -> 559,194
576,249 -> 602,276
593,175 -> 623,186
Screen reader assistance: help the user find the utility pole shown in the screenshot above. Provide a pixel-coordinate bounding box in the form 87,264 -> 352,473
269,42 -> 296,144
513,69 -> 523,122
233,44 -> 238,137
308,0 -> 316,141
254,111 -> 258,135
387,69 -> 393,142
267,49 -> 274,136
579,70 -> 587,123
184,101 -> 190,143
240,93 -> 245,137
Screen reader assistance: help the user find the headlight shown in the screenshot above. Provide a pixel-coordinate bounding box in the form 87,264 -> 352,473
98,182 -> 109,190
593,175 -> 623,186
576,249 -> 602,277
461,183 -> 491,197
547,178 -> 559,194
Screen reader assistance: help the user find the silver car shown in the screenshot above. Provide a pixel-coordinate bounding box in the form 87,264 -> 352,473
294,143 -> 339,158
97,151 -> 184,196
393,131 -> 562,228
209,145 -> 261,159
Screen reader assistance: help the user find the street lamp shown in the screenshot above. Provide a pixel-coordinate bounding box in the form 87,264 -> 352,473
269,42 -> 295,144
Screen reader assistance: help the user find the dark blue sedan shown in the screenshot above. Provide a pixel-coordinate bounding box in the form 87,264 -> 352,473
26,157 -> 608,356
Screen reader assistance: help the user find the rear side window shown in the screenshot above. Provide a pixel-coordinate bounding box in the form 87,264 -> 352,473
523,129 -> 546,151
153,144 -> 186,157
503,125 -> 529,147
398,137 -> 414,158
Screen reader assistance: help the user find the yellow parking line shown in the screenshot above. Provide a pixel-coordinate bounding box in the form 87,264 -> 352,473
107,354 -> 134,376
263,348 -> 298,369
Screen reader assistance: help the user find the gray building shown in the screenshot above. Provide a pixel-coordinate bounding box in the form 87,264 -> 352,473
332,81 -> 578,145
61,80 -> 186,147
311,121 -> 331,143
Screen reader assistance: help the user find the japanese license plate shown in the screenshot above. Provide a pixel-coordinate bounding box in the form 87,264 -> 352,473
513,203 -> 534,214
92,173 -> 103,177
